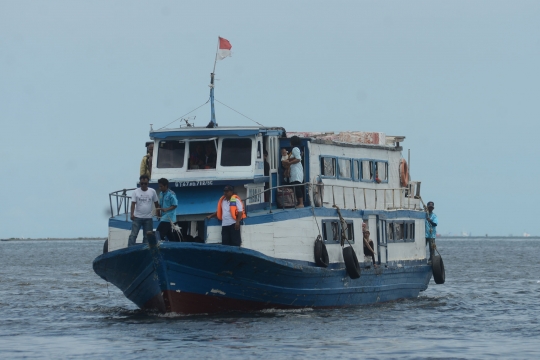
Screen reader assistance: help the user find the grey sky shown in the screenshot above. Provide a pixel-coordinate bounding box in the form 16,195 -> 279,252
1,1 -> 539,237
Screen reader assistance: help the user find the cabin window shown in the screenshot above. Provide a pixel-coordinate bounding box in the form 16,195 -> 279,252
321,157 -> 336,177
322,220 -> 340,243
361,160 -> 373,181
387,222 -> 394,242
343,220 -> 354,241
386,221 -> 415,242
338,158 -> 352,180
375,161 -> 388,182
395,223 -> 403,240
353,160 -> 360,181
405,222 -> 415,242
157,141 -> 185,168
322,219 -> 355,244
257,141 -> 262,159
221,138 -> 252,167
188,140 -> 217,170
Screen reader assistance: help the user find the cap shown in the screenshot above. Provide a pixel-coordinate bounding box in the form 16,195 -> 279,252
145,141 -> 153,147
427,201 -> 434,207
223,185 -> 234,192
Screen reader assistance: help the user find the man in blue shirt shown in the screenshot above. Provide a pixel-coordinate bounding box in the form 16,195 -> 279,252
156,178 -> 178,241
425,201 -> 438,261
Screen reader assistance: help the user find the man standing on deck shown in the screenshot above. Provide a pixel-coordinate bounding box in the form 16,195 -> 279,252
140,142 -> 153,178
286,136 -> 304,208
156,178 -> 178,241
128,175 -> 159,246
206,185 -> 246,246
425,201 -> 438,261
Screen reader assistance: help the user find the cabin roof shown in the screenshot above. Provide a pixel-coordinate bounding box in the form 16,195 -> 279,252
150,126 -> 285,139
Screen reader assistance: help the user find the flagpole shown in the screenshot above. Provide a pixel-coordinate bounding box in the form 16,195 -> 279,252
209,37 -> 219,127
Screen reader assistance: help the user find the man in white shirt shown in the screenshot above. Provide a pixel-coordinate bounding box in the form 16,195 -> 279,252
285,136 -> 305,207
206,185 -> 246,246
128,175 -> 159,246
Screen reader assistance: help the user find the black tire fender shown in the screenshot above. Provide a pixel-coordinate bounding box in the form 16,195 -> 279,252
432,254 -> 445,284
103,239 -> 108,254
314,236 -> 329,268
343,246 -> 361,279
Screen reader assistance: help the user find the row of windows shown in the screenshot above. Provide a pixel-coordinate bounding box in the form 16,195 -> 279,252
321,219 -> 416,244
321,219 -> 355,244
157,138 -> 254,169
320,157 -> 389,183
387,221 -> 415,242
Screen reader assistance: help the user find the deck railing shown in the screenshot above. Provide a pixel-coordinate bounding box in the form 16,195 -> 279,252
108,181 -> 422,220
242,181 -> 422,212
109,188 -> 136,221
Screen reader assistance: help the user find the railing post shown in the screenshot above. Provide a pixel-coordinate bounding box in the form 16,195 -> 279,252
363,188 -> 367,209
109,195 -> 114,219
408,183 -> 411,209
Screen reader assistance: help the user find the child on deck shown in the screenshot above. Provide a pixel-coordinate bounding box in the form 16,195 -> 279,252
281,148 -> 291,182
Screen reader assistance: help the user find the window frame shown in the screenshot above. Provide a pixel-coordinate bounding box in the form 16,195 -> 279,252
319,156 -> 338,179
352,160 -> 361,181
359,159 -> 375,183
187,139 -> 219,171
337,157 -> 353,181
375,161 -> 389,183
386,220 -> 416,243
321,219 -> 355,244
156,140 -> 187,169
219,137 -> 253,168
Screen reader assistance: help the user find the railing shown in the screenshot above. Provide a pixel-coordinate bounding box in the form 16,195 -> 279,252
108,181 -> 422,221
109,188 -> 136,221
242,182 -> 422,212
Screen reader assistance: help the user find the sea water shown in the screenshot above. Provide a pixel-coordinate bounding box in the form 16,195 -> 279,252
0,238 -> 539,359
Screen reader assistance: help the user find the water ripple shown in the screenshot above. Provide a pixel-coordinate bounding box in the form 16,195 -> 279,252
0,239 -> 539,358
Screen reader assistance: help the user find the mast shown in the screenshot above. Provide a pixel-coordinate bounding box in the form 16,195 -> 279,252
208,38 -> 219,128
208,36 -> 231,128
209,72 -> 217,127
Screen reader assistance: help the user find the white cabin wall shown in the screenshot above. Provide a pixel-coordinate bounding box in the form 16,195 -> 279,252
386,218 -> 427,261
308,142 -> 403,210
207,216 -> 366,264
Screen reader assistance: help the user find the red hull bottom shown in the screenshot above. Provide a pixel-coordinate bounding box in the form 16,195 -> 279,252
143,290 -> 302,314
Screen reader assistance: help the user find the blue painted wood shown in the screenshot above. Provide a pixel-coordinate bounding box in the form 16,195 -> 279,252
93,242 -> 432,313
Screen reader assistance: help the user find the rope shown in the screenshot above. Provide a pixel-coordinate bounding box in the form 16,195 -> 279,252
171,221 -> 184,241
332,205 -> 353,248
215,99 -> 265,126
308,183 -> 322,239
157,97 -> 210,130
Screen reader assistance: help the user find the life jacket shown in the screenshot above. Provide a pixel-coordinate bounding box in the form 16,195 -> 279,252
216,195 -> 247,221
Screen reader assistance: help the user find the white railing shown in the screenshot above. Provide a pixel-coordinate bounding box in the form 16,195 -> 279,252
316,183 -> 421,211
109,188 -> 136,221
241,181 -> 422,212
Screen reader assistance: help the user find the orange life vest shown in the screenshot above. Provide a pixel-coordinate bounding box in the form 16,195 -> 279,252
216,195 -> 247,221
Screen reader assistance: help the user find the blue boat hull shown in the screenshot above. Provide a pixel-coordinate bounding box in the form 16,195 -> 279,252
93,242 -> 432,314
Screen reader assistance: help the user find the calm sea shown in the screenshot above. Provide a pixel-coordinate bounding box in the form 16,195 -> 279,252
0,238 -> 539,359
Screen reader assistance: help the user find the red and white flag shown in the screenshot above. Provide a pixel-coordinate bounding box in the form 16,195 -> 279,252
217,37 -> 232,60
